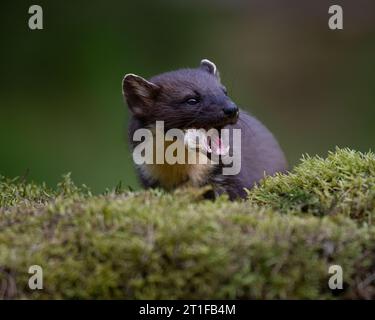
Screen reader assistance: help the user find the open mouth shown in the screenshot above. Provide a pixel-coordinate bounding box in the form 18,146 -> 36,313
206,134 -> 229,156
184,128 -> 229,157
184,111 -> 238,156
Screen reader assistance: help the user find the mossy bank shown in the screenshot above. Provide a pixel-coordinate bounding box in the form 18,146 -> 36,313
1,149 -> 375,299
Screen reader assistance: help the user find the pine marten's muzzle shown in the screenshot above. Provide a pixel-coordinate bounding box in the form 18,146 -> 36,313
223,101 -> 239,118
219,101 -> 239,127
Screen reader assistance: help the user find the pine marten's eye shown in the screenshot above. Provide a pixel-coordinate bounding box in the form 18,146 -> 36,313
185,97 -> 200,105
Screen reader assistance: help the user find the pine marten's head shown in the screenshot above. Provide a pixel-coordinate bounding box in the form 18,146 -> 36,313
122,59 -> 239,130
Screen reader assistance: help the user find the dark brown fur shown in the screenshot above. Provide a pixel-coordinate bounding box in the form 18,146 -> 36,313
123,59 -> 288,199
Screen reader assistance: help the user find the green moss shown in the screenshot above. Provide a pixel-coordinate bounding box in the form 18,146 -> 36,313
248,148 -> 375,224
1,149 -> 375,299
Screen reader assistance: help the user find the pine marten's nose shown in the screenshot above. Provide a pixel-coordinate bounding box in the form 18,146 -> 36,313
223,103 -> 238,117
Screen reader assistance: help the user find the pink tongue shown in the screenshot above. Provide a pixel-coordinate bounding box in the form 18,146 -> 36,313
211,137 -> 229,156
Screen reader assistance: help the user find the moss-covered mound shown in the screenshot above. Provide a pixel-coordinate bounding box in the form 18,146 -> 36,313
248,149 -> 375,224
0,149 -> 374,299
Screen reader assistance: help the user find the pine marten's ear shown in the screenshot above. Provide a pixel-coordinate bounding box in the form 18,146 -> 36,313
200,59 -> 220,81
122,74 -> 160,117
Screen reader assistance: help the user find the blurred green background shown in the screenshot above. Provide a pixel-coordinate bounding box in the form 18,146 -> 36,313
0,0 -> 374,192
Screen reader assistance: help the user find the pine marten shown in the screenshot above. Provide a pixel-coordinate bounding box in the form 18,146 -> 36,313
122,59 -> 288,199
